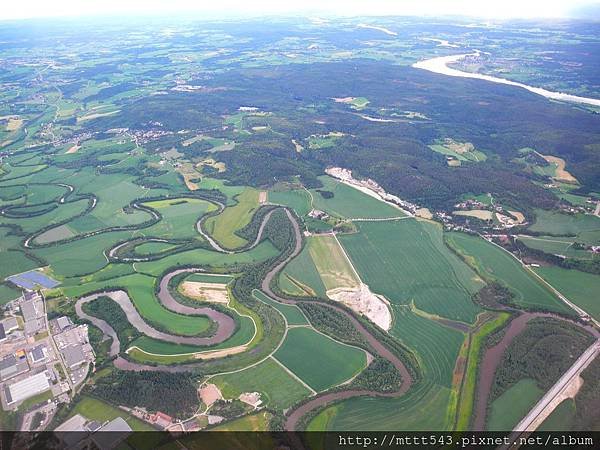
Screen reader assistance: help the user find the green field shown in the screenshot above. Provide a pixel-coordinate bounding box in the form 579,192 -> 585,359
253,290 -> 308,325
310,176 -> 402,219
274,327 -> 366,392
529,209 -> 600,241
446,232 -> 572,315
486,379 -> 543,431
518,235 -> 593,259
340,220 -> 483,323
313,381 -> 454,431
538,399 -> 576,431
67,396 -> 155,431
429,143 -> 487,163
133,240 -> 278,276
204,188 -> 259,248
268,188 -> 312,216
63,273 -> 213,336
308,235 -> 359,291
134,241 -> 179,255
211,411 -> 271,431
534,266 -> 600,321
279,240 -> 327,297
211,358 -> 311,410
455,312 -> 510,430
142,197 -> 214,238
185,273 -> 235,284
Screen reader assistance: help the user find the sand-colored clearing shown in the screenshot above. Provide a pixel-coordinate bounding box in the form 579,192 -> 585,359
77,109 -> 120,122
6,117 -> 23,131
443,138 -> 474,154
331,97 -> 356,103
239,392 -> 262,408
508,210 -> 526,224
65,144 -> 80,154
453,210 -> 493,220
415,208 -> 433,219
177,164 -> 201,190
179,281 -> 229,303
327,284 -> 392,330
291,139 -> 304,153
194,345 -> 248,359
258,191 -> 267,204
542,155 -> 578,184
199,383 -> 223,407
251,126 -> 268,131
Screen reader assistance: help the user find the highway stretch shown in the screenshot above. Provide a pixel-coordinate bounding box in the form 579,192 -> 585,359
512,339 -> 600,434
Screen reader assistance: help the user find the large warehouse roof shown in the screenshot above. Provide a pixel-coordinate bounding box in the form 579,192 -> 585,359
7,372 -> 50,404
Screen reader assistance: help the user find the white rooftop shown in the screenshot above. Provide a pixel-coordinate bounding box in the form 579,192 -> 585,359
7,371 -> 50,404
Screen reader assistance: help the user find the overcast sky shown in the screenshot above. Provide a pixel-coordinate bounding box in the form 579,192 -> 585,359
2,0 -> 599,21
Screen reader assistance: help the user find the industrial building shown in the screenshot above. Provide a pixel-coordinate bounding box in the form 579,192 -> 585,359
5,371 -> 50,405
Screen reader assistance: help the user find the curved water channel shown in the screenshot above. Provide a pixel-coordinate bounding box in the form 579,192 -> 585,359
413,52 -> 600,107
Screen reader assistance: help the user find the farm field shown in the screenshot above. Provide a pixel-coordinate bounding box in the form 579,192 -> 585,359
534,267 -> 600,321
268,188 -> 312,216
486,379 -> 543,431
310,176 -> 402,219
339,220 -> 483,323
445,232 -> 573,315
133,240 -> 278,276
63,273 -> 213,336
279,242 -> 327,297
518,235 -> 593,259
211,411 -> 271,431
274,327 -> 367,392
142,197 -> 214,239
538,399 -> 575,431
528,209 -> 600,240
211,358 -> 311,410
203,188 -> 259,248
253,290 -> 308,325
308,235 -> 359,291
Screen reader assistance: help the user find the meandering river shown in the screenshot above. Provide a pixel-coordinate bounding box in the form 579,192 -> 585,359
413,53 -> 600,107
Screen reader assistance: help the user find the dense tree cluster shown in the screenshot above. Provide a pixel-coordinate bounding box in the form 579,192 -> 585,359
348,357 -> 402,393
491,318 -> 594,400
83,296 -> 141,351
86,371 -> 199,418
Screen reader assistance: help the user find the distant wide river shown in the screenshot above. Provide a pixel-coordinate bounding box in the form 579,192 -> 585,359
413,53 -> 600,107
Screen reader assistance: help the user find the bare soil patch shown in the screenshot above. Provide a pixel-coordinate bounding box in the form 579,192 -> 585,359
327,283 -> 392,331
179,281 -> 229,304
542,155 -> 578,184
453,210 -> 493,220
65,144 -> 80,154
199,383 -> 223,407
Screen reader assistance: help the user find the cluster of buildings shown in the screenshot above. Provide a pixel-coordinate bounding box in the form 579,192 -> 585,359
0,289 -> 95,427
55,414 -> 132,449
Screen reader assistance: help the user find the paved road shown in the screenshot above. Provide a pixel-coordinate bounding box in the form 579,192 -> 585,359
260,209 -> 414,431
513,339 -> 600,433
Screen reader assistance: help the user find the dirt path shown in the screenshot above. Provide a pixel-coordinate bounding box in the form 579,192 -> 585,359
260,209 -> 413,431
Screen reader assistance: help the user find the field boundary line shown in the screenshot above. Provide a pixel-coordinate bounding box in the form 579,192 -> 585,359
269,355 -> 317,395
481,234 -> 597,326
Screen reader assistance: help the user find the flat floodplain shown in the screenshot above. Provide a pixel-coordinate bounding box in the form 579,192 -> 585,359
534,266 -> 600,320
211,357 -> 311,409
310,175 -> 403,219
204,188 -> 259,248
339,220 -> 483,323
308,234 -> 359,291
279,239 -> 327,297
446,232 -> 573,315
274,326 -> 366,392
